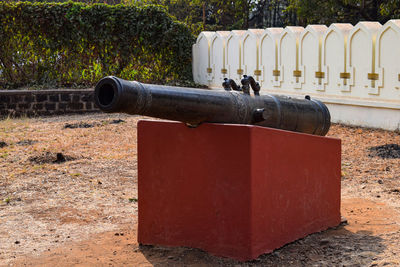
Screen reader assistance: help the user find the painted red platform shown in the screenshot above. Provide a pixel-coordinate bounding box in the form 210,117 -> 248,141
137,120 -> 341,261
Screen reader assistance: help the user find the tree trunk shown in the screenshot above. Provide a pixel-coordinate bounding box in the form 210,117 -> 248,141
202,2 -> 206,29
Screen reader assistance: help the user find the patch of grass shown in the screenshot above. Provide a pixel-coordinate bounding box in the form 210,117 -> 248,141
128,198 -> 138,203
0,116 -> 30,134
33,165 -> 46,170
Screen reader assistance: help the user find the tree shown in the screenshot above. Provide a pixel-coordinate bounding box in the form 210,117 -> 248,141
289,0 -> 400,26
249,0 -> 295,28
126,0 -> 254,33
126,0 -> 295,33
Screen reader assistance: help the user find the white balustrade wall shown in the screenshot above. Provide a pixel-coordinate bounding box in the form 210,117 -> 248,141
192,20 -> 400,131
226,30 -> 246,81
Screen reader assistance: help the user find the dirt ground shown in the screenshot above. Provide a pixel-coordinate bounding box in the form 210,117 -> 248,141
0,113 -> 399,266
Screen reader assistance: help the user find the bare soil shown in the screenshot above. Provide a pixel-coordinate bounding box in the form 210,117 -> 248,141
0,114 -> 399,266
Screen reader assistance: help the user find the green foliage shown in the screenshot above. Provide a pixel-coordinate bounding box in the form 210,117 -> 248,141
0,2 -> 195,88
2,197 -> 11,204
289,0 -> 400,25
128,0 -> 297,33
128,0 -> 254,34
128,197 -> 137,203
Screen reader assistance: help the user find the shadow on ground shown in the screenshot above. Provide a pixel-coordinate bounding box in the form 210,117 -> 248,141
140,225 -> 385,266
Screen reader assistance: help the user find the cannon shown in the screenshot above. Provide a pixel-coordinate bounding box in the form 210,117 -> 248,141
94,76 -> 331,136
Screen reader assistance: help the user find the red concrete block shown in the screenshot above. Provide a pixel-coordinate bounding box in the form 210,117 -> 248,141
137,120 -> 341,261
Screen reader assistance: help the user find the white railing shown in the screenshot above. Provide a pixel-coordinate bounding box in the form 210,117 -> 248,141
192,20 -> 400,130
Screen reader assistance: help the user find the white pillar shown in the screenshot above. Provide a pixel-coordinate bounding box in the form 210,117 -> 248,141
299,25 -> 327,93
347,22 -> 382,97
277,26 -> 304,90
226,30 -> 246,83
195,31 -> 215,86
242,29 -> 264,81
210,31 -> 230,88
259,28 -> 283,90
375,20 -> 400,100
321,23 -> 353,94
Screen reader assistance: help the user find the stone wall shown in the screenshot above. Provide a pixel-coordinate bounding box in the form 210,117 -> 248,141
0,89 -> 99,118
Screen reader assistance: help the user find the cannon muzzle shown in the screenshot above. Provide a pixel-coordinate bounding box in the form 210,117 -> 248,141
94,76 -> 331,136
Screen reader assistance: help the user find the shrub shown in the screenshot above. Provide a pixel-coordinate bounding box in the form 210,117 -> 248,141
0,2 -> 195,88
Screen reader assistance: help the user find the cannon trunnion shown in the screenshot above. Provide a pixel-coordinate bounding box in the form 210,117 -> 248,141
94,76 -> 331,136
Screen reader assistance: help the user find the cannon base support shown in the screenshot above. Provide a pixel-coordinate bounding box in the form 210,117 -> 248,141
138,120 -> 341,261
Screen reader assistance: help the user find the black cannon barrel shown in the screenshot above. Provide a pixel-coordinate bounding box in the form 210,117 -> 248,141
94,76 -> 331,136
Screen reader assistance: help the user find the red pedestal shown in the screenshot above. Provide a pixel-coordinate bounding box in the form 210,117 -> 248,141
137,120 -> 341,261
